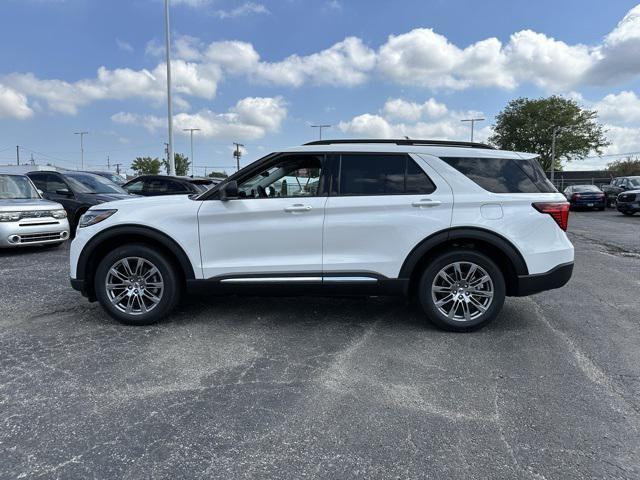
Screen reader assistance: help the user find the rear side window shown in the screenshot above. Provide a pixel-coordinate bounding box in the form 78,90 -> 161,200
339,154 -> 435,195
441,157 -> 556,193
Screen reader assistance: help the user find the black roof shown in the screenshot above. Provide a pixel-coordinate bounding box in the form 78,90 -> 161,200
303,139 -> 495,150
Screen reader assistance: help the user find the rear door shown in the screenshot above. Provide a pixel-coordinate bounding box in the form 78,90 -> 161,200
322,153 -> 453,279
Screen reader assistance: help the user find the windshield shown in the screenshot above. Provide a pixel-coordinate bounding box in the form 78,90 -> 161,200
574,185 -> 601,192
0,174 -> 40,199
66,172 -> 127,194
629,178 -> 640,188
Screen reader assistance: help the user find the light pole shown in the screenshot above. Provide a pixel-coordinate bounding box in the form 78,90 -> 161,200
183,128 -> 200,177
460,118 -> 485,143
164,0 -> 175,176
74,131 -> 88,169
311,124 -> 331,140
550,126 -> 561,184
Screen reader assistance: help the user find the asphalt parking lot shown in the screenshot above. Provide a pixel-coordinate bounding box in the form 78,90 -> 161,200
1,209 -> 639,479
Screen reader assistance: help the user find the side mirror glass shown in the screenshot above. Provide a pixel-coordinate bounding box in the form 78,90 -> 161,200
220,180 -> 238,201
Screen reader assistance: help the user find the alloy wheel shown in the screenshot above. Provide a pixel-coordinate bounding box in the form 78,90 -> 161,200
105,257 -> 164,315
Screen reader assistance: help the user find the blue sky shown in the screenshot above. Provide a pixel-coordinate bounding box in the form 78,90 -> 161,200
1,0 -> 640,174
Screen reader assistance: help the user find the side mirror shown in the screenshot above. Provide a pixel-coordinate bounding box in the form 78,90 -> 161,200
37,189 -> 44,196
56,188 -> 72,197
219,180 -> 238,201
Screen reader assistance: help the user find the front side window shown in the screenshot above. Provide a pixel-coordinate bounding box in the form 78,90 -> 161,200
441,157 -> 555,194
339,154 -> 436,196
237,155 -> 322,199
124,180 -> 144,194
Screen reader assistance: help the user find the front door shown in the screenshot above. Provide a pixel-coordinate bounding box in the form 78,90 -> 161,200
198,154 -> 327,279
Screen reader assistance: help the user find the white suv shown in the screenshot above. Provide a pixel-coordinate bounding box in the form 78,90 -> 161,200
70,139 -> 574,331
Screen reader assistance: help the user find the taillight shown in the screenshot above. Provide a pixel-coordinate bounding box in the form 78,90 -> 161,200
532,202 -> 570,231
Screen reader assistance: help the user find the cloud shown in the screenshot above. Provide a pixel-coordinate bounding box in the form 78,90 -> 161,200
338,97 -> 490,142
214,2 -> 269,19
593,91 -> 640,124
0,84 -> 34,119
112,96 -> 286,140
116,38 -> 134,53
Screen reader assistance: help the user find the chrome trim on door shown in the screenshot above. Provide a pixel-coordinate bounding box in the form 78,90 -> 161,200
220,277 -> 322,284
323,276 -> 378,283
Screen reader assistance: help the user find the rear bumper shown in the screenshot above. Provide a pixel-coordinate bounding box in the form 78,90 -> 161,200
515,262 -> 573,296
570,199 -> 606,208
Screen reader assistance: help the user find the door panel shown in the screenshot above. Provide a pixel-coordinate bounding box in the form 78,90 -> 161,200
323,154 -> 453,278
198,197 -> 327,278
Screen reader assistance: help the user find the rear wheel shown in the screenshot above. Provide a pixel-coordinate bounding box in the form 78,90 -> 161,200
94,244 -> 181,325
418,249 -> 505,332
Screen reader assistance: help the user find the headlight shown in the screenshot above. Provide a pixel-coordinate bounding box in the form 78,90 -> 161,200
51,209 -> 67,219
78,209 -> 117,228
0,212 -> 21,222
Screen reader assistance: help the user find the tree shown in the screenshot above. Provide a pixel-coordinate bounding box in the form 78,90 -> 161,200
607,157 -> 640,176
131,157 -> 162,175
162,153 -> 191,176
489,96 -> 609,172
208,170 -> 228,178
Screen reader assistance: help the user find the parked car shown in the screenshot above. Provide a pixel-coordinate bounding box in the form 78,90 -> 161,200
0,174 -> 69,248
122,175 -> 218,196
27,171 -> 133,232
563,185 -> 606,210
70,139 -> 574,332
616,189 -> 640,215
601,176 -> 640,207
88,171 -> 126,186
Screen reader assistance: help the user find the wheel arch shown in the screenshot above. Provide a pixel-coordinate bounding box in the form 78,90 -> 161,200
400,227 -> 529,297
76,225 -> 196,300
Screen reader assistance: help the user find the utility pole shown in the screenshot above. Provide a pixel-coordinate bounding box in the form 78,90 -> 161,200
164,0 -> 176,176
183,128 -> 201,177
16,145 -> 19,166
233,142 -> 244,171
460,118 -> 484,143
311,124 -> 331,140
107,155 -> 110,170
30,153 -> 35,166
114,163 -> 122,175
74,131 -> 88,169
551,126 -> 561,184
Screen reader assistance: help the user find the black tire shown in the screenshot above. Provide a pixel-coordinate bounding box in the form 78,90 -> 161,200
94,244 -> 181,325
622,211 -> 635,216
417,249 -> 506,332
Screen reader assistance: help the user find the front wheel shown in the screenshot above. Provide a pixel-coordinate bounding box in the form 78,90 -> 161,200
94,244 -> 181,325
418,250 -> 506,332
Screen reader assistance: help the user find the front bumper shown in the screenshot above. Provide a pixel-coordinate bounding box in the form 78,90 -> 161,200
515,262 -> 574,296
617,202 -> 640,213
0,220 -> 70,247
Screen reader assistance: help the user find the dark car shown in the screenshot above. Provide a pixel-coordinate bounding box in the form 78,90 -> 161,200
601,176 -> 640,207
27,171 -> 133,231
616,189 -> 640,216
563,185 -> 606,210
88,171 -> 126,186
122,175 -> 219,196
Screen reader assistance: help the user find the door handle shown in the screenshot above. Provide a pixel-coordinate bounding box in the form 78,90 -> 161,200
284,204 -> 312,213
412,199 -> 441,208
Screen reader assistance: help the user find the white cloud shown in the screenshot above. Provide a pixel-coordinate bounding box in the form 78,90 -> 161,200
116,38 -> 134,53
382,97 -> 448,122
214,2 -> 269,19
0,84 -> 34,119
339,97 -> 490,142
593,91 -> 640,124
112,96 -> 286,140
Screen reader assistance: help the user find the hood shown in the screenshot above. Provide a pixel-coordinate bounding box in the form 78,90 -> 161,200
89,193 -> 194,210
0,198 -> 64,211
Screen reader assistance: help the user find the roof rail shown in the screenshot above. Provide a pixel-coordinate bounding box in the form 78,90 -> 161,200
303,139 -> 495,149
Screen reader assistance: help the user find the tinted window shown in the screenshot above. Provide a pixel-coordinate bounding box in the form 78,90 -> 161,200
145,179 -> 190,195
573,185 -> 601,192
28,173 -> 47,192
48,174 -> 70,193
124,180 -> 144,194
66,172 -> 127,194
441,157 -> 551,194
339,154 -> 435,196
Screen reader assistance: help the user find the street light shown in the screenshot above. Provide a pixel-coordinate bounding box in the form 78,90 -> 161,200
164,0 -> 175,176
183,128 -> 201,177
74,131 -> 88,169
460,118 -> 485,143
551,126 -> 561,184
311,124 -> 331,140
